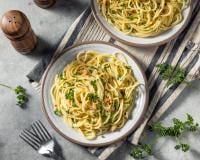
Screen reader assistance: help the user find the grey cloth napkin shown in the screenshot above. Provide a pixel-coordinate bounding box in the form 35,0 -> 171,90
27,2 -> 200,160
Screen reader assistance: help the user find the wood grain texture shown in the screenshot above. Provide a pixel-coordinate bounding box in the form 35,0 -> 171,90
34,0 -> 56,9
0,10 -> 37,54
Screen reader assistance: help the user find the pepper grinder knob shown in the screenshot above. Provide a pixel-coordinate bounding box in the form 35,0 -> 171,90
0,10 -> 37,54
34,0 -> 56,9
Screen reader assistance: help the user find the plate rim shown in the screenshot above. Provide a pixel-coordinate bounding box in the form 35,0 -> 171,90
90,0 -> 193,47
41,41 -> 149,147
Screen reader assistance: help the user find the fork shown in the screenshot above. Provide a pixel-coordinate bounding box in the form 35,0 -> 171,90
20,121 -> 65,160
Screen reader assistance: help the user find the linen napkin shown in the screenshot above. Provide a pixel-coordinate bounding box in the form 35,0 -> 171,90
27,2 -> 200,160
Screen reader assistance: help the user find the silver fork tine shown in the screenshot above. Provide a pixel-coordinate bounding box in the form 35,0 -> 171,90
20,133 -> 40,150
31,124 -> 43,142
32,122 -> 46,141
20,121 -> 63,159
35,121 -> 49,140
23,129 -> 41,144
38,121 -> 52,139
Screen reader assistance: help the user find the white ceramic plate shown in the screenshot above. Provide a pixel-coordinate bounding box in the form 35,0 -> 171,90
41,42 -> 148,147
91,0 -> 192,47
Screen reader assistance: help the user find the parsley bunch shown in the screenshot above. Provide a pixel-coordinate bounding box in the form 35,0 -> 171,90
156,63 -> 187,87
130,143 -> 152,159
130,114 -> 199,159
149,114 -> 199,137
0,84 -> 28,108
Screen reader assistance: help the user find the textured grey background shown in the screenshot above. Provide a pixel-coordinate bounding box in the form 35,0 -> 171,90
0,0 -> 200,160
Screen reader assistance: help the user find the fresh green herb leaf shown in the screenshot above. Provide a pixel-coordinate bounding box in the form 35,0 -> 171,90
125,65 -> 131,69
90,80 -> 97,92
175,143 -> 190,152
149,114 -> 198,154
149,122 -> 168,136
111,10 -> 116,14
59,73 -> 64,79
14,85 -> 28,107
96,102 -> 103,110
13,85 -> 28,107
72,101 -> 77,107
66,82 -> 74,87
184,114 -> 199,132
156,63 -> 187,87
14,85 -> 25,94
87,93 -> 98,102
130,143 -> 152,159
150,114 -> 199,138
132,114 -> 198,159
113,101 -> 120,110
54,109 -> 62,116
65,89 -> 74,101
0,84 -> 28,108
117,75 -> 121,80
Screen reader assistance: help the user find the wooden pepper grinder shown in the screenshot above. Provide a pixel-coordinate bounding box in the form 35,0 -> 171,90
34,0 -> 56,9
0,10 -> 37,54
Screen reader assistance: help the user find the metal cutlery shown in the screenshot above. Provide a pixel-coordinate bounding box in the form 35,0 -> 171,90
20,121 -> 64,160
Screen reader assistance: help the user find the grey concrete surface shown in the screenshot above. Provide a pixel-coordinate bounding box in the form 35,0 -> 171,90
0,1 -> 200,160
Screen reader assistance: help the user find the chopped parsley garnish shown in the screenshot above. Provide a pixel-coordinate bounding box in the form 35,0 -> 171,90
90,80 -> 97,92
65,89 -> 74,101
66,82 -> 74,87
65,89 -> 78,107
113,101 -> 120,110
125,65 -> 131,69
117,75 -> 122,80
72,101 -> 77,107
96,102 -> 103,111
87,93 -> 98,102
54,109 -> 62,116
59,73 -> 64,79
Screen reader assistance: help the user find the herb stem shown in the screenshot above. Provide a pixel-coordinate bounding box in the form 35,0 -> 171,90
0,83 -> 14,91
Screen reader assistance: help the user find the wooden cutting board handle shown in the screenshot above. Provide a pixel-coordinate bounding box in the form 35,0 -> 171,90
34,0 -> 56,9
0,10 -> 37,54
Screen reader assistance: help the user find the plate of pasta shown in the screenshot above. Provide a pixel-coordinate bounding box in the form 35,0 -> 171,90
41,42 -> 148,146
91,0 -> 192,47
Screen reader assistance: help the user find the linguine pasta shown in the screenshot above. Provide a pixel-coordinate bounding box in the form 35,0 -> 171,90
51,51 -> 139,139
97,0 -> 189,37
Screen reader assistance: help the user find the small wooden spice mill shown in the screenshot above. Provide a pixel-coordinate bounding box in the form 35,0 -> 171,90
34,0 -> 56,9
0,10 -> 37,54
